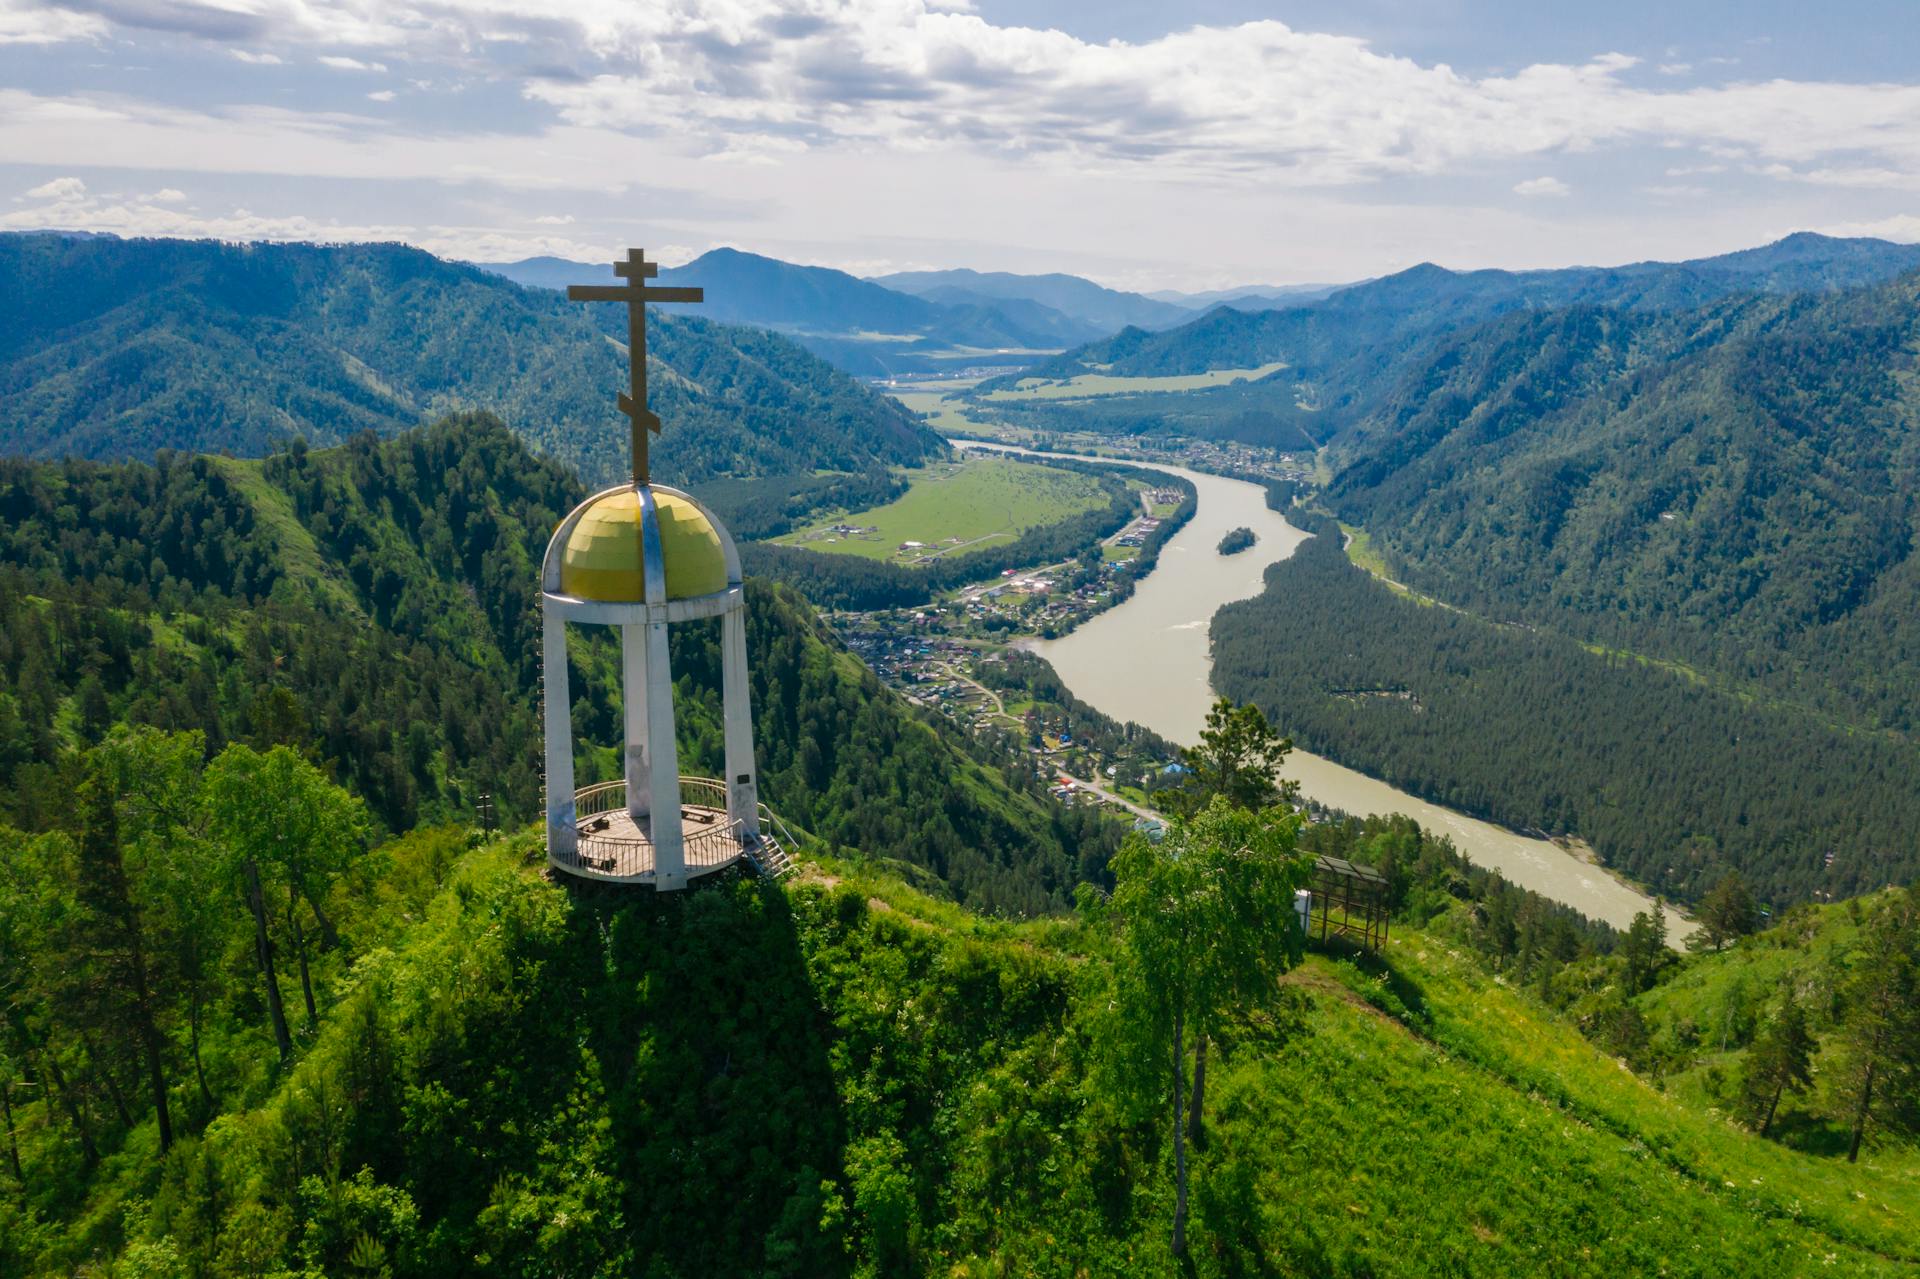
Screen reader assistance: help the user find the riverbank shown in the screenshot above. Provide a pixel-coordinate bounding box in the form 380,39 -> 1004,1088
957,439 -> 1693,939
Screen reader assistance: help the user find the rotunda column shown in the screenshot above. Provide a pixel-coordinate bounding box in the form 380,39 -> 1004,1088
722,603 -> 759,839
542,604 -> 577,863
622,623 -> 651,819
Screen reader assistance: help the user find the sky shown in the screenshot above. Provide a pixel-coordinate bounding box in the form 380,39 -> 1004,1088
1,0 -> 1916,291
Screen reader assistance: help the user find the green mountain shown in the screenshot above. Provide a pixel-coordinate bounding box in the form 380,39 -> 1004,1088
1328,270 -> 1920,740
0,234 -> 942,486
979,234 -> 1920,442
1221,269 -> 1920,907
0,414 -> 1114,914
872,266 -> 1197,332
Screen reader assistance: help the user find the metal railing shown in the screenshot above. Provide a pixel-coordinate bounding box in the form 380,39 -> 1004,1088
564,778 -> 748,878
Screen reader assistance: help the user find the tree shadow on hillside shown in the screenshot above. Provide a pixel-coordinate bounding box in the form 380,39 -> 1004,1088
565,869 -> 849,1278
1314,936 -> 1430,1027
1764,1106 -> 1856,1159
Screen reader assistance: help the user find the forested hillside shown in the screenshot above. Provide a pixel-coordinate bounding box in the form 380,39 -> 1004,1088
0,235 -> 941,485
7,811 -> 1916,1276
1210,517 -> 1920,906
1327,270 -> 1920,738
0,415 -> 1112,914
976,233 -> 1920,442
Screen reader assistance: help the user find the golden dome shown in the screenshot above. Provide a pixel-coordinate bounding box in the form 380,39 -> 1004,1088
558,487 -> 729,602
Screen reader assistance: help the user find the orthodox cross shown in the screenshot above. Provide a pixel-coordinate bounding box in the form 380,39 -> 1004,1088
568,248 -> 703,486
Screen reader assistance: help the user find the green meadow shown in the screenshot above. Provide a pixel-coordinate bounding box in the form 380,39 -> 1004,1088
979,360 -> 1292,401
774,453 -> 1112,562
880,378 -> 998,435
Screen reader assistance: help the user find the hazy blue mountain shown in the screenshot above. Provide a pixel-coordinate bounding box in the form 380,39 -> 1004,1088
471,254 -> 615,291
1144,282 -> 1345,308
906,285 -> 1111,345
481,248 -> 1102,375
873,266 -> 1194,332
991,234 -> 1920,437
656,247 -> 938,334
0,234 -> 942,485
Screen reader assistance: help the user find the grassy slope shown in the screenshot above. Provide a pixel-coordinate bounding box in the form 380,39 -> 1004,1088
207,456 -> 362,616
1331,932 -> 1920,1272
1629,897 -> 1915,1160
24,841 -> 1915,1278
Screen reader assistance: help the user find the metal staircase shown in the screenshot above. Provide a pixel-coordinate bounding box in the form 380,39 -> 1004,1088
745,802 -> 801,880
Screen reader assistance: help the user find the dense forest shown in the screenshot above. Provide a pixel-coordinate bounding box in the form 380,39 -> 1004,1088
0,234 -> 943,486
0,415 -> 1114,915
1209,516 -> 1920,906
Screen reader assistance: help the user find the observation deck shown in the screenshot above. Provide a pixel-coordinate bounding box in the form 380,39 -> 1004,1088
553,776 -> 794,884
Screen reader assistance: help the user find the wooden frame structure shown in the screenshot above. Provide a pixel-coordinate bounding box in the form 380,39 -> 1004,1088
1309,854 -> 1390,952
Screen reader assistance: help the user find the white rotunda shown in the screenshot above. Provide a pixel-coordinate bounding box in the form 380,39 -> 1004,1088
541,248 -> 791,888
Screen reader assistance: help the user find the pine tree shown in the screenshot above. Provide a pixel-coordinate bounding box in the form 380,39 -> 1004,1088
1176,697 -> 1296,815
1695,872 -> 1758,951
71,759 -> 173,1152
1836,890 -> 1920,1162
1739,992 -> 1814,1137
1621,909 -> 1666,993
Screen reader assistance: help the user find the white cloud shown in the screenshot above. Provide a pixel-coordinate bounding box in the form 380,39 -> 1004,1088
25,175 -> 86,199
2,195 -> 408,243
1755,162 -> 1920,192
1814,214 -> 1920,243
230,49 -> 284,65
533,213 -> 574,224
1658,63 -> 1692,76
366,89 -> 396,102
1513,176 -> 1570,198
6,2 -> 1918,190
0,89 -> 673,192
146,187 -> 188,202
4,2 -> 1920,284
0,1 -> 105,44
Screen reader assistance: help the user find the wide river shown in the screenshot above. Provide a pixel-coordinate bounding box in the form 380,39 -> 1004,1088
958,440 -> 1688,936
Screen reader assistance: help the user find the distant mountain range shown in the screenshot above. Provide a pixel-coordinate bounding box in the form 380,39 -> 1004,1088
478,250 -> 1354,378
870,267 -> 1198,333
479,248 -> 1115,376
980,232 -> 1920,443
0,234 -> 943,485
1143,282 -> 1346,309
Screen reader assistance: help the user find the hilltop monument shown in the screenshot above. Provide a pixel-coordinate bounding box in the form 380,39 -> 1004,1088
541,248 -> 785,888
